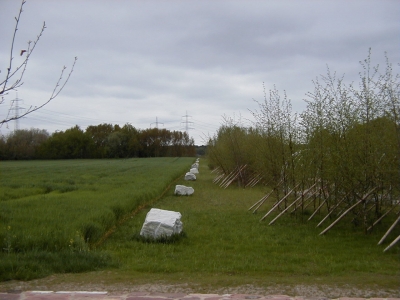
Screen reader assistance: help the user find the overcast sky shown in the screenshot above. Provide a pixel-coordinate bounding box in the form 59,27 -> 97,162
1,0 -> 399,145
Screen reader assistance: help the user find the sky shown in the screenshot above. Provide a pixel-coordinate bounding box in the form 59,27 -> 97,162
0,0 -> 399,145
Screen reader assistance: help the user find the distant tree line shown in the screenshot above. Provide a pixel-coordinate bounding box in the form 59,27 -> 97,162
0,123 -> 196,159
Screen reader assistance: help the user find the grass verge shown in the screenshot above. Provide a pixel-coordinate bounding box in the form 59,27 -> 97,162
96,159 -> 399,293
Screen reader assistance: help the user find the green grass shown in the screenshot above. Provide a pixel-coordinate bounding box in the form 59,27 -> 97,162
99,159 -> 399,291
0,157 -> 399,293
0,157 -> 194,280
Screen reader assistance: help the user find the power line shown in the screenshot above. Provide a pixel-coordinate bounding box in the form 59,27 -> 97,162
181,110 -> 194,134
38,108 -> 125,124
9,94 -> 25,131
150,116 -> 164,129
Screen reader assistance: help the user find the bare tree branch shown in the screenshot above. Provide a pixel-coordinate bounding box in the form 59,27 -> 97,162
1,57 -> 78,125
1,0 -> 77,127
0,22 -> 47,95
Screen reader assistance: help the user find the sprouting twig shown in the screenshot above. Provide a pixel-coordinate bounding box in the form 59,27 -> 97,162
1,0 -> 77,126
1,57 -> 77,125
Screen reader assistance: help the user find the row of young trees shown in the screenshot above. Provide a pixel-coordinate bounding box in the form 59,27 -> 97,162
207,51 -> 399,239
0,123 -> 196,159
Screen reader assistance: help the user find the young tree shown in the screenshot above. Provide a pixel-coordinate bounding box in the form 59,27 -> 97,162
251,85 -> 299,200
0,0 -> 77,126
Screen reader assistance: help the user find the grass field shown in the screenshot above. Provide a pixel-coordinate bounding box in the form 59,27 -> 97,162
0,158 -> 399,295
0,157 -> 194,280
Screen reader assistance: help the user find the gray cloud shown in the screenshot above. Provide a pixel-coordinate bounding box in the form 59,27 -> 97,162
1,0 -> 399,144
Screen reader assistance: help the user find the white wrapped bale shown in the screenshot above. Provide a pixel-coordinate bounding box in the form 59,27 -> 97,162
140,208 -> 183,239
185,172 -> 196,181
191,163 -> 199,169
190,168 -> 199,174
174,185 -> 194,195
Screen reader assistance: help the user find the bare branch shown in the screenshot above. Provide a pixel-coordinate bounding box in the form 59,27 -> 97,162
0,56 -> 78,125
1,0 -> 77,127
1,0 -> 26,95
49,56 -> 78,100
0,22 -> 47,95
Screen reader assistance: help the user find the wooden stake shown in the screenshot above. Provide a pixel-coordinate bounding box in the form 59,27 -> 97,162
302,190 -> 318,210
222,165 -> 247,188
291,193 -> 312,214
309,188 -> 350,222
248,194 -> 268,211
252,195 -> 270,213
249,179 -> 282,213
269,183 -> 317,224
292,182 -> 319,215
308,197 -> 327,221
211,166 -> 221,174
219,168 -> 236,187
269,193 -> 304,225
316,198 -> 345,228
221,165 -> 244,187
383,234 -> 400,252
378,215 -> 400,245
319,187 -> 376,235
260,183 -> 300,221
219,170 -> 234,187
213,174 -> 224,184
367,204 -> 399,232
251,175 -> 263,187
248,190 -> 273,212
246,174 -> 262,188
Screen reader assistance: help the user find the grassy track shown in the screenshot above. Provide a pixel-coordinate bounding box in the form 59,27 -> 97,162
95,159 -> 399,292
0,158 -> 399,294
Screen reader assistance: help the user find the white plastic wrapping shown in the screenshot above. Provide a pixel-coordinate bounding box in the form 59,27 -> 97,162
174,185 -> 194,195
184,172 -> 196,181
189,168 -> 199,174
140,208 -> 183,239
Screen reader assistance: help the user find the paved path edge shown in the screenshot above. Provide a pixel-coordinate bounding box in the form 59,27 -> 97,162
0,291 -> 399,300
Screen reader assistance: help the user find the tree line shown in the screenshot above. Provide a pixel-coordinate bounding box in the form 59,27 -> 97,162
207,51 -> 399,235
0,123 -> 196,159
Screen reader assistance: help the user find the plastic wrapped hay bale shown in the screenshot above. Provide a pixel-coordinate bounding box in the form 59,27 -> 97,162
190,168 -> 199,174
174,185 -> 194,195
140,208 -> 183,239
184,172 -> 196,180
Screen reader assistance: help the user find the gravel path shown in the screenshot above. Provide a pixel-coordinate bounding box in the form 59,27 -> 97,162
0,281 -> 399,299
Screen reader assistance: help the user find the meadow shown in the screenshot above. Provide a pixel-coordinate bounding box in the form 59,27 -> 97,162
0,157 -> 194,280
0,158 -> 399,295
